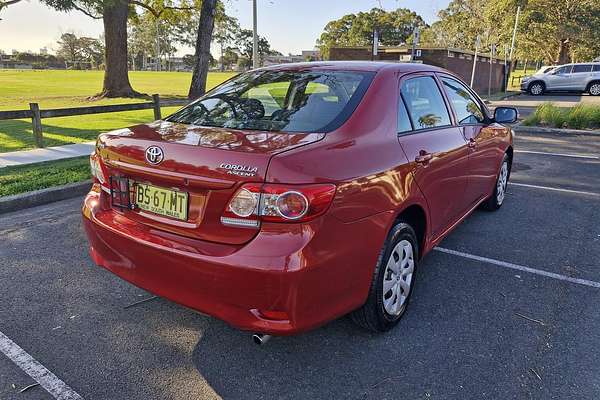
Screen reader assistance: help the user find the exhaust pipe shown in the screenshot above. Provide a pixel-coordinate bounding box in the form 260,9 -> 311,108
252,333 -> 272,345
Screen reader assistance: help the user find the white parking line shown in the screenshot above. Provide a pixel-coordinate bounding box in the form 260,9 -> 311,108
515,150 -> 599,160
435,247 -> 600,289
0,331 -> 83,400
510,182 -> 600,198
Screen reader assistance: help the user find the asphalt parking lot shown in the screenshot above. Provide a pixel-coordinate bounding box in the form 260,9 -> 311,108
1,129 -> 599,400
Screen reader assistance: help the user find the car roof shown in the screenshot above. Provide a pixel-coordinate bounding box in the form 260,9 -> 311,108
257,61 -> 446,75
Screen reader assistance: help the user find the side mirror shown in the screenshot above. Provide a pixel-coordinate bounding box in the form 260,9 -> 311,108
494,107 -> 518,124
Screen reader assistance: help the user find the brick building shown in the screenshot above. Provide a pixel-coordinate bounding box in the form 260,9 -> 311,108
329,46 -> 508,94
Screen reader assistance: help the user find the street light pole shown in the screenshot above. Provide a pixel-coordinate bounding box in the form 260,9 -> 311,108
252,0 -> 259,69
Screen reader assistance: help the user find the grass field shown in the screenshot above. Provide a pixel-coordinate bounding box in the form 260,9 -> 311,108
0,70 -> 236,152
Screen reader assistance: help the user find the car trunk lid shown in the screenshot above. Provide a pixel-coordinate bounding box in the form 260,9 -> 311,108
97,121 -> 324,245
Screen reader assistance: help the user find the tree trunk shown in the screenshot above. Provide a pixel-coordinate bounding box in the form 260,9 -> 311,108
98,0 -> 141,98
188,0 -> 217,99
556,39 -> 571,65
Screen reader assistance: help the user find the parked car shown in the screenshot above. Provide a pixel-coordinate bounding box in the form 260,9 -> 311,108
521,62 -> 600,95
83,62 -> 517,339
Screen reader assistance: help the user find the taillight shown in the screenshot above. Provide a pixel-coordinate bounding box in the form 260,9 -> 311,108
222,183 -> 336,227
90,153 -> 107,185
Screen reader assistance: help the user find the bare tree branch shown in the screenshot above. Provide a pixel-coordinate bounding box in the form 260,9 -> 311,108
129,0 -> 197,18
0,0 -> 23,11
129,0 -> 160,17
72,3 -> 102,19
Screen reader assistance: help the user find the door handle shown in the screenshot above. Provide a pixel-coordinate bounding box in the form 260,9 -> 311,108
468,138 -> 477,148
415,152 -> 433,164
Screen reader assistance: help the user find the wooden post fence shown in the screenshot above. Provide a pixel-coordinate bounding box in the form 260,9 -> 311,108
29,103 -> 44,148
0,94 -> 188,149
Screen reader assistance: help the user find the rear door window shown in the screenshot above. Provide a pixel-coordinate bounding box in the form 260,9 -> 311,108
401,76 -> 451,130
573,65 -> 593,73
441,77 -> 485,124
593,65 -> 600,72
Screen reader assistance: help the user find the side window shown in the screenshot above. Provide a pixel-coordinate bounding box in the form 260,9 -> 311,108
554,65 -> 572,75
401,76 -> 451,130
572,65 -> 593,73
593,65 -> 600,72
398,96 -> 413,133
441,77 -> 485,124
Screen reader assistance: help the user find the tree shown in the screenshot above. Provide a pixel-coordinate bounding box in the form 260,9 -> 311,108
519,0 -> 599,64
317,8 -> 427,59
424,0 -> 600,64
213,12 -> 240,71
188,0 -> 217,99
129,11 -> 178,71
56,32 -> 103,69
57,33 -> 82,68
235,28 -> 275,66
220,47 -> 239,70
42,0 -> 198,97
79,36 -> 104,69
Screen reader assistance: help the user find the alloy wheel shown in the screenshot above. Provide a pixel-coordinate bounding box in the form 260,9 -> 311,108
530,83 -> 543,95
382,239 -> 415,316
590,84 -> 600,96
497,161 -> 509,205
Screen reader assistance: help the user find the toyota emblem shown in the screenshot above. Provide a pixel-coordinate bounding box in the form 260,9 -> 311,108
145,146 -> 164,165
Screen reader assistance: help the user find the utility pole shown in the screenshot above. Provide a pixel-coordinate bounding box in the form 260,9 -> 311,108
372,28 -> 379,61
155,17 -> 161,72
252,0 -> 259,69
488,44 -> 496,98
470,35 -> 481,88
410,26 -> 420,62
509,6 -> 521,62
504,44 -> 509,93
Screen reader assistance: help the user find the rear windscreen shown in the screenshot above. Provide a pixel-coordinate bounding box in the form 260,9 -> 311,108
166,70 -> 374,133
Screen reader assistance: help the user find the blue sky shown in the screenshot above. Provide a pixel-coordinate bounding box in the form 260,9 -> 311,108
0,0 -> 450,55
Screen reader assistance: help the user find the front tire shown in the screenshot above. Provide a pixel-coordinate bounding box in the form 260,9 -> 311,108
528,81 -> 545,96
351,221 -> 418,332
482,154 -> 510,211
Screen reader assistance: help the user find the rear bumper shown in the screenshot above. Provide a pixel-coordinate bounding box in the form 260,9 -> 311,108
82,187 -> 392,335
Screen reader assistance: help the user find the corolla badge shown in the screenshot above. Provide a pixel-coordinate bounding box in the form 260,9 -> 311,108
219,163 -> 258,177
145,146 -> 164,165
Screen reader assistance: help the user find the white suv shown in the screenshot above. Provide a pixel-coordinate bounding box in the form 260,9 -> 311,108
521,63 -> 600,96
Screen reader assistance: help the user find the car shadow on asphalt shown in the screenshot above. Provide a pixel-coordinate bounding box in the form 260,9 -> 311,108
189,251 -> 551,400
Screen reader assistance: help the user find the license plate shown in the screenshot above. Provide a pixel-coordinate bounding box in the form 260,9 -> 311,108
134,183 -> 188,221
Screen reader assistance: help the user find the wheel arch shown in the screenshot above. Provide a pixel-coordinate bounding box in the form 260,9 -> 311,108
506,145 -> 514,172
528,80 -> 546,91
393,204 -> 427,260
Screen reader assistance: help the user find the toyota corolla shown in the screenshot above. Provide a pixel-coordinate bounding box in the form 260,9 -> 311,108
82,62 -> 517,338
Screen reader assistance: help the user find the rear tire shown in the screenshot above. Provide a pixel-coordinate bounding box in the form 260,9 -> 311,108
528,81 -> 545,96
588,82 -> 600,96
482,154 -> 510,211
351,221 -> 418,332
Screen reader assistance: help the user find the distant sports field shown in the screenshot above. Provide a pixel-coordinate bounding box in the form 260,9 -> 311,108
0,70 -> 236,152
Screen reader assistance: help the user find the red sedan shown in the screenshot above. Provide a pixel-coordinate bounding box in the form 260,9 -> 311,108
83,62 -> 517,339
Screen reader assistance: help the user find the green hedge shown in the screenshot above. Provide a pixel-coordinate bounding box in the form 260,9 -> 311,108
523,102 -> 600,130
